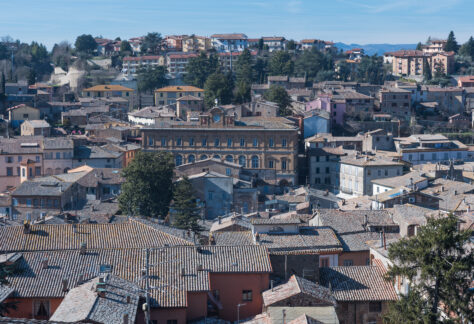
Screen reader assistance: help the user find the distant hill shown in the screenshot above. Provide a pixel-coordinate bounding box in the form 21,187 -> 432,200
334,43 -> 417,56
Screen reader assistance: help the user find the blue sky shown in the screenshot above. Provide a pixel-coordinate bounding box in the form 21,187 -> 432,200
0,0 -> 472,48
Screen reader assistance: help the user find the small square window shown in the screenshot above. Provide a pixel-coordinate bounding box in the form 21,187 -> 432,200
242,290 -> 253,301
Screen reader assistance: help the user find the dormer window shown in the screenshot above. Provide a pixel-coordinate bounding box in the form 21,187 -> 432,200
213,114 -> 221,123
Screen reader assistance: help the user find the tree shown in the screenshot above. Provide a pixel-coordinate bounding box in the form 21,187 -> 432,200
444,31 -> 459,53
119,40 -> 133,56
234,80 -> 251,104
315,70 -> 335,82
269,51 -> 294,75
336,61 -> 351,81
203,71 -> 234,108
235,49 -> 253,84
385,214 -> 473,323
27,69 -> 36,85
252,57 -> 267,84
74,34 -> 97,54
52,41 -> 72,71
118,151 -> 174,218
0,261 -> 18,315
294,48 -> 333,81
184,52 -> 219,88
433,63 -> 445,79
263,85 -> 292,116
416,42 -> 423,51
0,42 -> 8,60
355,55 -> 385,84
423,59 -> 432,81
287,40 -> 296,51
141,32 -> 162,55
459,36 -> 474,60
137,66 -> 168,93
171,176 -> 202,232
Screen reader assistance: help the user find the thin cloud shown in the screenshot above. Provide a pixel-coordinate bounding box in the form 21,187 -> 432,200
286,0 -> 302,14
335,0 -> 462,14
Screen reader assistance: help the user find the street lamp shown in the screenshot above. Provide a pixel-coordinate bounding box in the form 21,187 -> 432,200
237,303 -> 246,323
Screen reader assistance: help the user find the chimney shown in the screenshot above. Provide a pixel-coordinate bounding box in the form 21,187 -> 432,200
254,232 -> 260,244
218,216 -> 222,224
383,230 -> 387,250
364,214 -> 368,230
41,259 -> 48,269
23,221 -> 31,234
126,295 -> 131,304
271,280 -> 274,291
328,282 -> 332,292
379,231 -> 383,248
77,275 -> 84,286
181,267 -> 186,277
454,190 -> 457,195
123,313 -> 129,324
441,186 -> 444,192
80,242 -> 87,255
196,264 -> 203,271
62,278 -> 68,292
99,276 -> 105,284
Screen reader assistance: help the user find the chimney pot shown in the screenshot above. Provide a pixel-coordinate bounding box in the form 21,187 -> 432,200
23,221 -> 31,234
62,278 -> 68,292
80,242 -> 87,255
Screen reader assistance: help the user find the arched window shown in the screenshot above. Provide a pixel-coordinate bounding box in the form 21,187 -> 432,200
63,168 -> 70,173
188,155 -> 195,163
54,168 -> 62,175
225,155 -> 233,163
175,155 -> 183,166
214,138 -> 220,147
251,156 -> 259,168
213,154 -> 220,159
200,154 -> 208,160
239,156 -> 246,167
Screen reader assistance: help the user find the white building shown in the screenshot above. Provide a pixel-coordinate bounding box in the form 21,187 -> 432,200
210,33 -> 248,52
395,134 -> 472,165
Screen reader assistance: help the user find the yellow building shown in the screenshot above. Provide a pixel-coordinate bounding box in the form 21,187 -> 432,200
82,84 -> 134,99
82,84 -> 135,109
154,85 -> 204,105
182,35 -> 212,53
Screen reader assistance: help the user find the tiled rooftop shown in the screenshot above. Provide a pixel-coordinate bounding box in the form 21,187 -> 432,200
262,275 -> 335,307
319,265 -> 398,301
3,245 -> 272,307
49,275 -> 140,323
0,221 -> 193,252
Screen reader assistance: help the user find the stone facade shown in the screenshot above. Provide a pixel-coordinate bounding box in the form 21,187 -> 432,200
141,107 -> 299,185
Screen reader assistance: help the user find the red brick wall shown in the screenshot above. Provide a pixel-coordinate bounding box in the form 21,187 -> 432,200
210,273 -> 269,321
338,251 -> 370,266
186,291 -> 208,321
3,298 -> 62,320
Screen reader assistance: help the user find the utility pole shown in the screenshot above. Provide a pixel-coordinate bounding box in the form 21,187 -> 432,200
237,303 -> 246,324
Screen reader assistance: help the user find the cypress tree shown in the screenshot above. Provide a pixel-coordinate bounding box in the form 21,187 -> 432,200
444,31 -> 459,53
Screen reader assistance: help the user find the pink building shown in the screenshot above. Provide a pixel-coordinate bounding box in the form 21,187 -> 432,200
306,95 -> 346,125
